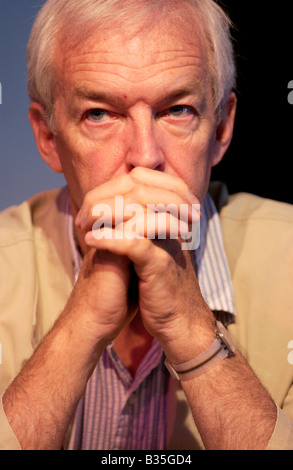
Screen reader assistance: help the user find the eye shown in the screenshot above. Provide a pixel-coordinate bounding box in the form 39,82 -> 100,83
87,108 -> 110,122
159,105 -> 196,120
169,105 -> 194,117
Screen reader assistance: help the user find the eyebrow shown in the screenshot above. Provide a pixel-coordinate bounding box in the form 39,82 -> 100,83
73,78 -> 206,108
159,82 -> 206,106
74,86 -> 123,105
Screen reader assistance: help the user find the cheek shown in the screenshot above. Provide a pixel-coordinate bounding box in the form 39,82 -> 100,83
166,129 -> 216,200
54,132 -> 125,200
53,133 -> 90,205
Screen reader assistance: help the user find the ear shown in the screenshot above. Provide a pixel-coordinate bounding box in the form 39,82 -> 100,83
212,92 -> 237,167
28,102 -> 63,174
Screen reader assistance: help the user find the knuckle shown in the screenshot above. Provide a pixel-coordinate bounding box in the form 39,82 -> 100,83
119,172 -> 138,191
129,166 -> 142,179
123,193 -> 136,209
129,184 -> 145,202
83,190 -> 94,207
175,181 -> 189,198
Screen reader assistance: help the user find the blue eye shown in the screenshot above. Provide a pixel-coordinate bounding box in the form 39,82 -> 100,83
169,105 -> 193,117
88,109 -> 108,122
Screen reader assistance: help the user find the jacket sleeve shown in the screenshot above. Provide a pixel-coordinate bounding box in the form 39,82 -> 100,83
0,395 -> 21,450
267,407 -> 293,450
0,204 -> 38,450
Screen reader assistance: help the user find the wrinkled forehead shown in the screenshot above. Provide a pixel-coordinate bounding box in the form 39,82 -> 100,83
54,6 -> 209,90
55,2 -> 208,65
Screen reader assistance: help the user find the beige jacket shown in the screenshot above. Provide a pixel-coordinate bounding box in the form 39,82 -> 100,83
0,184 -> 293,450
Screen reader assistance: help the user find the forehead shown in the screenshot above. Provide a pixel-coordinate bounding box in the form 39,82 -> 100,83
55,10 -> 209,96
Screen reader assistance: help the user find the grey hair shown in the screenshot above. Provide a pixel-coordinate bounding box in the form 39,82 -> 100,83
27,0 -> 236,131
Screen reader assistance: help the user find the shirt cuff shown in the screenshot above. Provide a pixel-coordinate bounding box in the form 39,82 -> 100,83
267,407 -> 293,450
0,394 -> 21,450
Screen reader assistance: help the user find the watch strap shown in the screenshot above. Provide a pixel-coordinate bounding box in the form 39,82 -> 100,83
164,321 -> 236,381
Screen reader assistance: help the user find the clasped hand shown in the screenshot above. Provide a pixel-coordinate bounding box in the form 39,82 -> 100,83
74,168 -> 214,361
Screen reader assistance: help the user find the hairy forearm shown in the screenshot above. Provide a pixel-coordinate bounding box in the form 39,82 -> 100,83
2,310 -> 106,450
181,351 -> 277,450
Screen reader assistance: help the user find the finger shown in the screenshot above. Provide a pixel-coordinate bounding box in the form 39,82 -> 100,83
86,206 -> 199,248
84,230 -> 154,267
75,174 -> 138,226
130,167 -> 198,204
77,188 -> 200,232
76,171 -> 200,227
121,211 -> 190,240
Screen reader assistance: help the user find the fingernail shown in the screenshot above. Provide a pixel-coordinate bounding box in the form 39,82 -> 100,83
75,210 -> 81,226
76,210 -> 88,229
80,212 -> 88,230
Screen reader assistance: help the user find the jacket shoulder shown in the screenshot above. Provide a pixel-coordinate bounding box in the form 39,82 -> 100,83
221,191 -> 293,224
0,188 -> 64,247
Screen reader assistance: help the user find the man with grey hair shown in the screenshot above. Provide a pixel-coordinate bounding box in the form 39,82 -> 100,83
1,0 -> 293,450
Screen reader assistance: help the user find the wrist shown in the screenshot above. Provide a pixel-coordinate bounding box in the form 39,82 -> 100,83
161,310 -> 216,365
164,321 -> 236,381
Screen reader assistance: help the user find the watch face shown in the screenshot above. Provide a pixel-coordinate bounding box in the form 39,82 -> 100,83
216,322 -> 236,354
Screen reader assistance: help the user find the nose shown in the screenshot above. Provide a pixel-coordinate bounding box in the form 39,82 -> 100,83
125,111 -> 165,172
